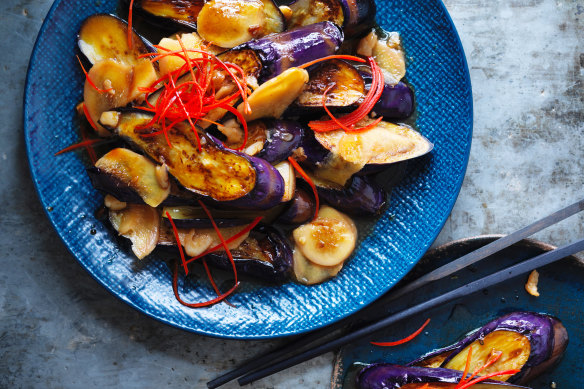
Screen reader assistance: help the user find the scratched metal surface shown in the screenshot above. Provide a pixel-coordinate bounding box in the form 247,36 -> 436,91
0,0 -> 582,388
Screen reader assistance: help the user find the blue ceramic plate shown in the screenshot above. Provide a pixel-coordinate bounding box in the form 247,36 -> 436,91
24,0 -> 472,339
332,236 -> 584,387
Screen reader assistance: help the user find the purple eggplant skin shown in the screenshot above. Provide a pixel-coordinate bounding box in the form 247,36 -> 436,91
233,21 -> 343,82
317,175 -> 387,217
357,365 -> 530,389
87,167 -> 201,206
256,120 -> 305,164
87,167 -> 145,204
360,70 -> 415,119
339,0 -> 376,37
218,152 -> 285,210
374,82 -> 415,119
408,312 -> 569,385
198,135 -> 285,210
203,225 -> 294,283
295,129 -> 330,169
278,188 -> 316,225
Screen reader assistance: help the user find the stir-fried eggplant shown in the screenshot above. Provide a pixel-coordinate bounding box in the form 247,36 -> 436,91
202,225 -> 294,283
100,110 -> 280,204
230,21 -> 343,82
357,365 -> 531,389
88,148 -> 170,207
129,0 -> 204,30
286,0 -> 376,37
253,120 -> 305,164
313,175 -> 387,217
197,0 -> 285,48
278,188 -> 316,225
83,59 -> 158,137
295,59 -> 365,112
358,68 -> 415,119
78,14 -> 155,66
312,119 -> 433,184
408,312 -> 569,385
162,204 -> 285,228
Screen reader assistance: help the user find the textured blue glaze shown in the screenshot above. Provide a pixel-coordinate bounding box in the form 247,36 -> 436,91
24,0 -> 472,339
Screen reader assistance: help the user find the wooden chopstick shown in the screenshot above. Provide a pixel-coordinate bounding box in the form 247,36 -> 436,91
237,237 -> 584,385
206,198 -> 584,388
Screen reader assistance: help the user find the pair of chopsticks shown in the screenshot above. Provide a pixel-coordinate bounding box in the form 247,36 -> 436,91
208,198 -> 584,388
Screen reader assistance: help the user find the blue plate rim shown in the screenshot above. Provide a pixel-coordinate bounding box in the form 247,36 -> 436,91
23,0 -> 473,340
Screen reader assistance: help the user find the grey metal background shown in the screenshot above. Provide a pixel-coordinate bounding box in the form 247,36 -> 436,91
1,0 -> 582,387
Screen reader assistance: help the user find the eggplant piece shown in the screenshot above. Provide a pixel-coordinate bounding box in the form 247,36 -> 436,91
408,312 -> 569,385
100,110 -> 284,205
161,204 -> 285,228
197,0 -> 286,48
202,225 -> 294,283
254,120 -> 305,164
357,30 -> 406,85
109,204 -> 160,259
286,0 -> 375,37
83,60 -> 158,137
295,59 -> 365,111
314,175 -> 387,217
277,188 -> 316,225
88,148 -> 171,207
130,0 -> 204,30
312,119 -> 433,184
230,21 -> 343,82
358,67 -> 415,119
357,365 -> 531,389
77,14 -> 156,66
292,205 -> 357,267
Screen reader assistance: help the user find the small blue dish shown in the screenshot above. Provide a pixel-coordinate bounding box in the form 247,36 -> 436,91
24,0 -> 472,339
332,236 -> 584,388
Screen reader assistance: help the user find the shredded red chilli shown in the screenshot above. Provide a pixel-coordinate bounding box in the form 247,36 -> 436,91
76,56 -> 113,94
137,40 -> 251,151
308,56 -> 384,133
370,318 -> 430,347
454,347 -> 520,389
127,0 -> 134,49
288,157 -> 319,220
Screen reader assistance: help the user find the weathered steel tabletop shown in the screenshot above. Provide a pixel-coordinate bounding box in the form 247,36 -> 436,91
1,0 -> 582,387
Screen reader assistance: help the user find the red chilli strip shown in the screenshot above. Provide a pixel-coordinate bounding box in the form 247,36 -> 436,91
458,347 -> 473,386
197,200 -> 239,288
82,103 -> 98,131
316,85 -> 383,134
370,318 -> 431,347
184,216 -> 263,266
165,211 -> 189,275
172,260 -> 240,308
455,369 -> 521,389
288,157 -> 319,220
309,56 -> 383,131
462,350 -> 503,385
54,138 -> 103,156
298,54 -> 367,69
127,0 -> 134,49
201,259 -> 237,308
76,56 -> 113,94
80,127 -> 98,164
